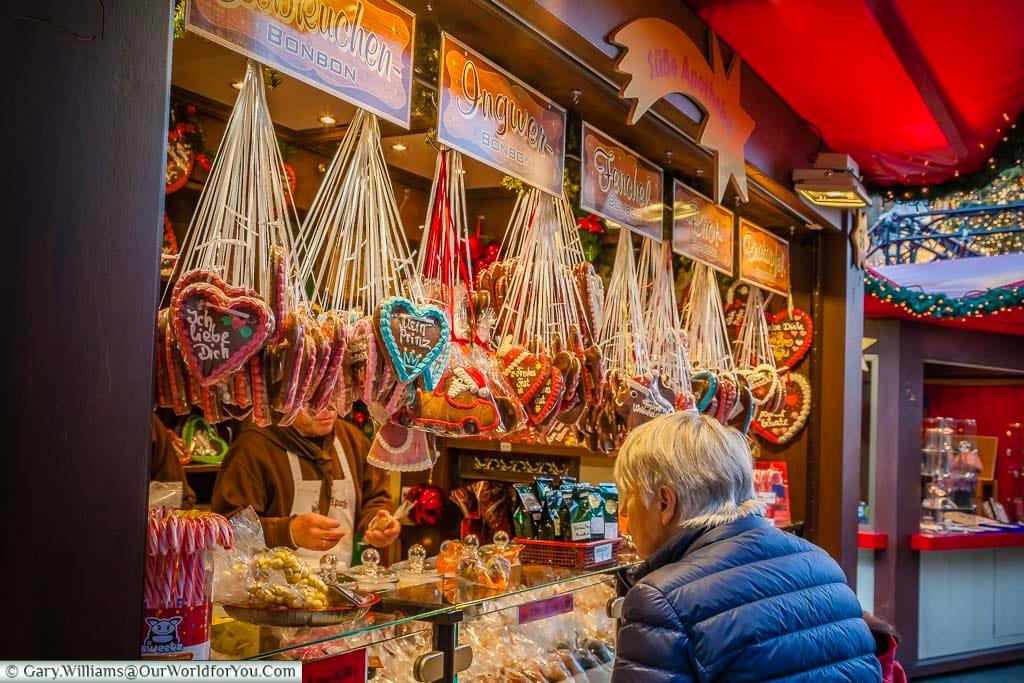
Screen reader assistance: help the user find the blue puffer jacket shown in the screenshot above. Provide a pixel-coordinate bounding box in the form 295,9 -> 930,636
613,516 -> 881,682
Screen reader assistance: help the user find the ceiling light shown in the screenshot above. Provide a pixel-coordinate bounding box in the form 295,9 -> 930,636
319,114 -> 336,125
391,142 -> 408,151
793,153 -> 870,208
231,81 -> 244,90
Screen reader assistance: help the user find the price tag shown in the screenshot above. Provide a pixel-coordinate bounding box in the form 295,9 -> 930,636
499,442 -> 512,452
302,647 -> 367,683
593,542 -> 614,564
517,593 -> 574,625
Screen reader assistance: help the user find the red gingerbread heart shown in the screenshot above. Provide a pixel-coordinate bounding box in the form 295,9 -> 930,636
752,373 -> 810,445
498,345 -> 563,426
171,282 -> 274,386
767,308 -> 813,371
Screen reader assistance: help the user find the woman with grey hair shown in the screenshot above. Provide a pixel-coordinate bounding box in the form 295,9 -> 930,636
612,411 -> 881,682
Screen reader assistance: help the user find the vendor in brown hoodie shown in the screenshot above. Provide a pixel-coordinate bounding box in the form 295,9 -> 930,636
212,406 -> 399,565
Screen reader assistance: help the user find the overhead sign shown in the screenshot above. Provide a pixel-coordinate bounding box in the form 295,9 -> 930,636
672,181 -> 734,276
739,219 -> 790,296
610,18 -> 755,204
438,33 -> 567,197
186,0 -> 415,127
580,122 -> 664,242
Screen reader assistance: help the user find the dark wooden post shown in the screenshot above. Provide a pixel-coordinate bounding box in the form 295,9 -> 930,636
868,319 -> 924,663
0,1 -> 172,657
810,214 -> 865,581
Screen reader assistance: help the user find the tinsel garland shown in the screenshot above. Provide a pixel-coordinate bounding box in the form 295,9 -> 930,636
866,271 -> 1024,319
868,112 -> 1024,204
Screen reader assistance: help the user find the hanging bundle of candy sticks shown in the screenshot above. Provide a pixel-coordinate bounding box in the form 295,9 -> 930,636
144,509 -> 233,609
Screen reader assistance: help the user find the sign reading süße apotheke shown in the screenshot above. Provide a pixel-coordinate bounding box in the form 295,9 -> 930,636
738,219 -> 790,296
672,181 -> 734,276
437,33 -> 566,197
186,0 -> 415,128
580,122 -> 664,241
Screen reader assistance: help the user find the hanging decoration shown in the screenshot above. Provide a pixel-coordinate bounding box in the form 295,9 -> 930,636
767,308 -> 813,371
639,239 -> 695,410
682,263 -> 747,426
752,373 -> 811,446
156,61 -> 306,426
589,230 -> 674,451
732,287 -> 783,431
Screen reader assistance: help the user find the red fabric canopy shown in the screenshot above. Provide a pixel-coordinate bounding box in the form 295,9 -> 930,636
689,0 -> 1024,186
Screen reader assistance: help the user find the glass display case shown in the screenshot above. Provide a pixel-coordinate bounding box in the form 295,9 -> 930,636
211,562 -> 629,682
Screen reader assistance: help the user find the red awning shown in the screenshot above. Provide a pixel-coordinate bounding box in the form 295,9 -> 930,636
688,0 -> 1024,186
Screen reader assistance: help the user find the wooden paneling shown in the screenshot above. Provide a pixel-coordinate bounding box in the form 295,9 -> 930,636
1,0 -> 173,658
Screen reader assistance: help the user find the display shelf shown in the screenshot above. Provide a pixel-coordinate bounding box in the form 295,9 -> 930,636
858,529 -> 889,550
444,438 -> 601,459
911,529 -> 1024,552
212,561 -> 632,664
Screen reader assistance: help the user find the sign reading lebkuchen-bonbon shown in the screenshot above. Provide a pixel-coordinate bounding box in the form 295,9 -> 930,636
672,181 -> 734,276
739,219 -> 790,296
438,33 -> 566,197
580,122 -> 664,242
186,0 -> 415,128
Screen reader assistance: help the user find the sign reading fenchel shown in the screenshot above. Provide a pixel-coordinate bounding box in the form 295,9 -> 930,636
739,219 -> 790,296
186,0 -> 415,128
580,122 -> 664,241
672,181 -> 734,276
438,33 -> 566,197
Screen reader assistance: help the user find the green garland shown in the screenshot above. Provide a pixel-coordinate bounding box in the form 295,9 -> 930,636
866,271 -> 1024,319
868,112 -> 1024,204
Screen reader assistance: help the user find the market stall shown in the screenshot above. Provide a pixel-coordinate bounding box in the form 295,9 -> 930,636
863,259 -> 1024,677
7,0 -> 866,665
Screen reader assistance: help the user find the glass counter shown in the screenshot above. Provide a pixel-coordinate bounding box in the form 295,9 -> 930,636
211,560 -> 633,679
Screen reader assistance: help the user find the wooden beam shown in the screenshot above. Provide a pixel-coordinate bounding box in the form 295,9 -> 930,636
809,213 -> 864,580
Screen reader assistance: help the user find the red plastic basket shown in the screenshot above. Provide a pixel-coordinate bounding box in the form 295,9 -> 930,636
514,537 -> 622,569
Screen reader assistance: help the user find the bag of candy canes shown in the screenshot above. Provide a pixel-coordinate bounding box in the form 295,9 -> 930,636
142,509 -> 233,659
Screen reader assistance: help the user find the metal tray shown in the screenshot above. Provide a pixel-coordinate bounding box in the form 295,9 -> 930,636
222,591 -> 379,628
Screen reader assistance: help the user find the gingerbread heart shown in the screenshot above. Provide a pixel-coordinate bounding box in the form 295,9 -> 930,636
171,282 -> 274,386
375,297 -> 451,387
498,345 -> 563,426
753,373 -> 810,445
767,308 -> 813,371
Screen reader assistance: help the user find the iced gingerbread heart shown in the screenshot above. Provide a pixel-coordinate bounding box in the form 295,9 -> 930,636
171,282 -> 274,387
375,297 -> 451,388
752,373 -> 811,445
767,308 -> 813,371
498,344 -> 563,426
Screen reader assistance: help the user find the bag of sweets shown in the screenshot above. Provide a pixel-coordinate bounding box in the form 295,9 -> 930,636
544,490 -> 563,540
513,483 -> 543,539
570,484 -> 593,542
558,477 -> 577,541
600,483 -> 619,539
585,484 -> 605,540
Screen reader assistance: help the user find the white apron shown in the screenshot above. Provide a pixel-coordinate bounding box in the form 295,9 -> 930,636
287,436 -> 356,569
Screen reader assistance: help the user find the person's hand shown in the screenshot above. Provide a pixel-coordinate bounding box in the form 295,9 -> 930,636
363,510 -> 401,548
290,513 -> 346,551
